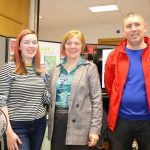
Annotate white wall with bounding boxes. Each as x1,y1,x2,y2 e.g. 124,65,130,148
39,22,150,44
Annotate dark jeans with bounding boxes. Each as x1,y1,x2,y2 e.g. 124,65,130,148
51,112,97,150
108,117,150,150
4,116,46,150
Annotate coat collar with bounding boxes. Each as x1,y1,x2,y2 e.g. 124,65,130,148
52,60,89,112
56,56,90,67
115,36,150,52
68,65,86,112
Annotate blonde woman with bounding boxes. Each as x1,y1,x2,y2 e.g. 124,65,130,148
48,30,103,150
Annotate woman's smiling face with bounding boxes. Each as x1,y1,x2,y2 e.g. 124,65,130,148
19,34,38,63
64,35,82,59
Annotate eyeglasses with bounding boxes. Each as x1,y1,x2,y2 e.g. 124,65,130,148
65,42,81,47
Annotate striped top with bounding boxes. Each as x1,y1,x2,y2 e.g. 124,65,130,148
0,62,50,121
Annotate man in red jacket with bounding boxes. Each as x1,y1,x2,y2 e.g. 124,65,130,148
104,12,150,150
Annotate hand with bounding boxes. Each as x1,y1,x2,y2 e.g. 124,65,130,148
88,134,99,147
6,131,22,150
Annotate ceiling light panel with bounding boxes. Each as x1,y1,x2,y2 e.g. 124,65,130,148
89,5,119,12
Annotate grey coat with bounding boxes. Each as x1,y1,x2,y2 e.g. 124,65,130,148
48,62,103,145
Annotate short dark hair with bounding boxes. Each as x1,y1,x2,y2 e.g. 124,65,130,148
123,12,145,25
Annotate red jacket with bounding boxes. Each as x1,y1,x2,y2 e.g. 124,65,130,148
104,36,150,131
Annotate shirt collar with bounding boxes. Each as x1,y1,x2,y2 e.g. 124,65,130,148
56,56,90,67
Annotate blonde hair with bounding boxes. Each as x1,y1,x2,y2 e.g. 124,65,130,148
61,30,85,52
123,12,146,26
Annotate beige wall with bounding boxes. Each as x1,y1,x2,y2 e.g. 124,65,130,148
39,21,150,44
0,0,30,37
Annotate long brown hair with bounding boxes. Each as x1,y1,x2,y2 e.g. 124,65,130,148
14,29,42,75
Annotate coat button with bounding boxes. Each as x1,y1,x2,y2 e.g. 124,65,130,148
76,104,79,107
72,119,75,122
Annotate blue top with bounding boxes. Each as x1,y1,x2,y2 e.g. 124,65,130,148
56,56,89,108
118,46,150,120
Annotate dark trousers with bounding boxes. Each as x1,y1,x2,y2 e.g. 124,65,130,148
4,116,46,150
51,112,97,150
108,117,150,150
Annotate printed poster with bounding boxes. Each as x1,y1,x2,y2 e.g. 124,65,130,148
8,39,61,75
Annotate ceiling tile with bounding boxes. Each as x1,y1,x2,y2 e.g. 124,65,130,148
40,0,150,30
